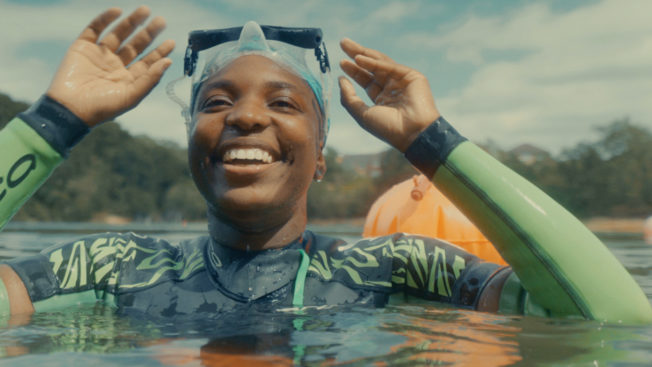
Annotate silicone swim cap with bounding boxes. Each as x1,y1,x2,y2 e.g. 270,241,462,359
168,21,331,146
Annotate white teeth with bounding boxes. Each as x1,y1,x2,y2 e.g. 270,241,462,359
223,148,274,164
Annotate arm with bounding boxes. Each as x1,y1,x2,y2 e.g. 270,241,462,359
338,39,652,323
0,6,173,315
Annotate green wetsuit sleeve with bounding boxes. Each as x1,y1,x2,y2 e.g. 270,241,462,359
0,118,63,230
405,117,652,323
1,95,90,231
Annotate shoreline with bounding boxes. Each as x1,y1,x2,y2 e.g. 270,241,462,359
3,217,648,236
583,217,647,235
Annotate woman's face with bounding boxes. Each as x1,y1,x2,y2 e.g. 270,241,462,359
188,55,325,225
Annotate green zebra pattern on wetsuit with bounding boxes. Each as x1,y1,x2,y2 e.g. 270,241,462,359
46,235,205,292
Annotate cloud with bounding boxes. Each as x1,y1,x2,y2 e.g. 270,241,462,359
6,0,648,155
405,0,652,152
367,1,420,23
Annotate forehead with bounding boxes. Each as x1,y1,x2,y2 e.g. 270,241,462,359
199,55,315,95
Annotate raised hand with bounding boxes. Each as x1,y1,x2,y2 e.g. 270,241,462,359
46,6,175,127
339,38,440,152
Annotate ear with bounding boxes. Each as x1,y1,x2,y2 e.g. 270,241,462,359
314,150,327,181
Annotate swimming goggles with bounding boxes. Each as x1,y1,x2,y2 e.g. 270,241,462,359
184,25,330,77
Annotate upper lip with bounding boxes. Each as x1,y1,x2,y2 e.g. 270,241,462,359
214,139,281,164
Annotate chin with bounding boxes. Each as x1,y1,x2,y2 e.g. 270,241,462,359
210,187,305,222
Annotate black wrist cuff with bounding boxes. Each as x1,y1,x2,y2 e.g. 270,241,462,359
404,116,467,178
18,95,90,158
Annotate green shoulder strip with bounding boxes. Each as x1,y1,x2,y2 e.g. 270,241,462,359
0,118,63,230
432,141,652,323
32,290,98,313
0,278,10,316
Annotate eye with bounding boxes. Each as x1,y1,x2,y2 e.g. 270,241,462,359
269,98,300,112
200,95,232,112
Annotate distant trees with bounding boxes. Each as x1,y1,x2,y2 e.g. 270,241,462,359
307,147,378,218
496,119,652,218
542,120,651,217
2,91,651,221
0,94,29,129
1,92,205,222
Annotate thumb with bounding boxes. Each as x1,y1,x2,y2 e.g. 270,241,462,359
338,76,369,126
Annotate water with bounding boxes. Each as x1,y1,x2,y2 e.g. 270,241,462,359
1,225,652,366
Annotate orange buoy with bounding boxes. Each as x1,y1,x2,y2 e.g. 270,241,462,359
645,216,652,245
363,174,507,265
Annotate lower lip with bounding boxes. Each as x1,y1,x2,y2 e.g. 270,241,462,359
220,161,281,176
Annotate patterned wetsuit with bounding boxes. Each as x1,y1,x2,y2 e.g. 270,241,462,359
6,230,507,317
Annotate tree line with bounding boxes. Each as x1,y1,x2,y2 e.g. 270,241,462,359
1,92,650,222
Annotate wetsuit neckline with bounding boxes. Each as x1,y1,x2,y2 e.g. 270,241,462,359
205,233,309,302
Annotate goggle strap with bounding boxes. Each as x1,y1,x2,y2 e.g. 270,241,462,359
184,25,329,76
184,47,196,76
189,26,323,52
315,42,330,73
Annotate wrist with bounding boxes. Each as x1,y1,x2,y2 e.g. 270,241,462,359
18,95,90,158
403,116,467,178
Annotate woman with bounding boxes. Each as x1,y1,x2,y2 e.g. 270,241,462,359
0,6,650,323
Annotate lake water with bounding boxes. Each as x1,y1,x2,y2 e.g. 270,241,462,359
1,223,651,366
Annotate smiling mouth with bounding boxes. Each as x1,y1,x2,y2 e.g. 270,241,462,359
222,147,275,165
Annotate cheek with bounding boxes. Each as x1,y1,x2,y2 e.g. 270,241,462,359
190,116,223,149
188,117,224,177
282,119,321,182
281,116,321,150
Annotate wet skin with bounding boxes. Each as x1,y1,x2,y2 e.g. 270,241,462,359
188,55,326,251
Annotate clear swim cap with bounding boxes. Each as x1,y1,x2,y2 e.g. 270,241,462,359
167,21,331,146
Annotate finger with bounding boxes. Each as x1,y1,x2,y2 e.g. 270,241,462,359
340,38,393,62
137,39,175,67
78,8,123,43
340,59,373,89
117,16,167,65
339,76,370,124
340,59,383,101
99,5,151,52
132,58,173,98
128,40,174,79
354,55,413,84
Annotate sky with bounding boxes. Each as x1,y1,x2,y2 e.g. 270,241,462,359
1,0,651,155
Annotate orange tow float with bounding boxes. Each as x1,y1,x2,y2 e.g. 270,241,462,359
363,174,507,265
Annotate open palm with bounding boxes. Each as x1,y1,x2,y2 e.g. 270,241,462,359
46,6,174,127
339,38,440,152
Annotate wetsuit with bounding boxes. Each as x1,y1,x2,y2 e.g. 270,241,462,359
4,229,505,317
1,96,651,323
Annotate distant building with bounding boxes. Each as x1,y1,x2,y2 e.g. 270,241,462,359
509,144,550,165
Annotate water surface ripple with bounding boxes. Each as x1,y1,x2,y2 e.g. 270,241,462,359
1,227,652,366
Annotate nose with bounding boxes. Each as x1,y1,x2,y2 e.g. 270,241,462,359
224,99,271,132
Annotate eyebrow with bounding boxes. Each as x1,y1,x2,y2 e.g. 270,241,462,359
200,79,301,93
199,79,235,93
263,81,300,92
